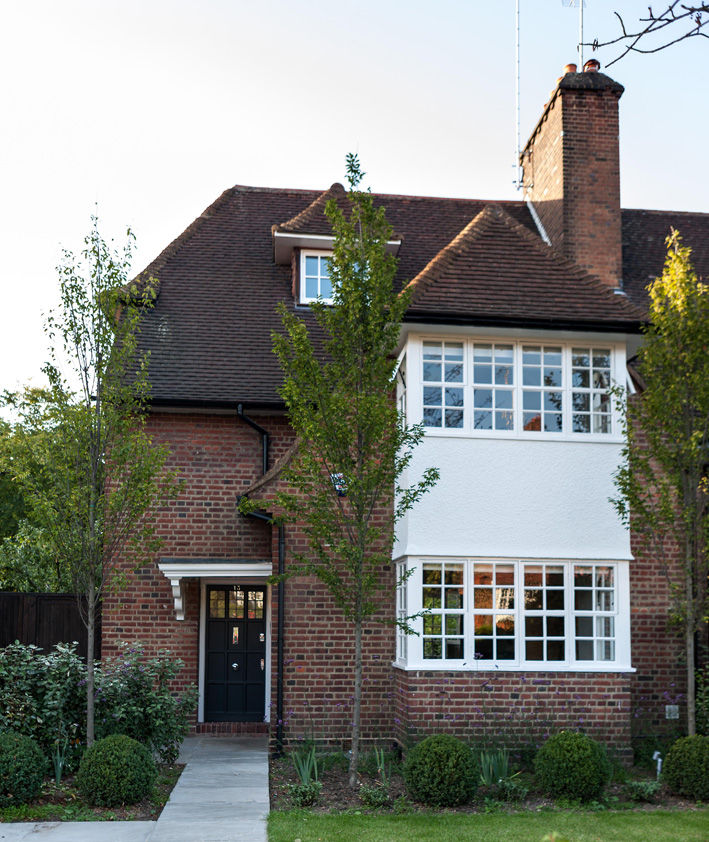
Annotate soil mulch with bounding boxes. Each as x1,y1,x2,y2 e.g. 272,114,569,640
269,754,698,814
0,764,184,822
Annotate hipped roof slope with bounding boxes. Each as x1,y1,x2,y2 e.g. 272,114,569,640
134,184,709,408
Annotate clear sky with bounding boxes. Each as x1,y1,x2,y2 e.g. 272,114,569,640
1,0,706,397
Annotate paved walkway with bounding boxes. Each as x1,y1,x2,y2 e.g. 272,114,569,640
0,735,269,842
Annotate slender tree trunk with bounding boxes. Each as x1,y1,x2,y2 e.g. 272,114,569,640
86,577,95,746
349,614,363,789
686,561,696,736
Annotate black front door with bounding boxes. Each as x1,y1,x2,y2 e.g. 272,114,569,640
205,585,266,721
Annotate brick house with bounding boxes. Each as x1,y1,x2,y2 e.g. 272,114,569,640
102,64,709,756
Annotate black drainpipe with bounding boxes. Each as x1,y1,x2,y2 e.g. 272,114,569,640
235,404,285,755
237,403,269,475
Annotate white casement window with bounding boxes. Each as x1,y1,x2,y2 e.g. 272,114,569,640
419,339,619,438
300,251,332,303
396,354,407,424
422,341,465,429
472,344,514,431
396,561,408,662
401,558,630,671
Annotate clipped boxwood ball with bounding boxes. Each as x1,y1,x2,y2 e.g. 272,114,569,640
403,734,477,807
0,731,46,807
663,735,709,801
534,731,610,802
76,734,157,806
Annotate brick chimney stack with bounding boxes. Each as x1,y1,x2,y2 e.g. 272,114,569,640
520,62,625,288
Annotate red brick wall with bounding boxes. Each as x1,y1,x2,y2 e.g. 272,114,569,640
394,670,633,759
523,81,623,288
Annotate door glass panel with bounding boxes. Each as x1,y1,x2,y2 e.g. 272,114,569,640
209,590,225,618
248,591,264,619
229,588,245,619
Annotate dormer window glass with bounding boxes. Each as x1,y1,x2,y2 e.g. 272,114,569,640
422,342,464,429
301,251,332,303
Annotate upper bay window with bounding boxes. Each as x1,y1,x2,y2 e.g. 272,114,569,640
300,251,332,304
420,339,617,437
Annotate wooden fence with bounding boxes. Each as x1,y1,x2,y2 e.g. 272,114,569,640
0,592,100,660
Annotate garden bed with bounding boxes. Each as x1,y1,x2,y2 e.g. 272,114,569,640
0,763,183,822
269,751,697,815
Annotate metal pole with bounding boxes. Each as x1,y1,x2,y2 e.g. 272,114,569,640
515,0,521,189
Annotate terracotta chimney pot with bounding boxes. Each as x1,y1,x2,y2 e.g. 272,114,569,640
563,63,577,74
583,59,601,72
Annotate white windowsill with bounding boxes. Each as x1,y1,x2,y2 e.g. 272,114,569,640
392,661,636,673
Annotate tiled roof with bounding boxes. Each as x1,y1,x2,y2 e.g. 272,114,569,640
134,184,709,407
622,208,709,309
274,182,350,235
405,204,644,329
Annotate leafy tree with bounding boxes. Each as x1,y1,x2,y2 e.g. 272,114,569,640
243,155,437,787
4,220,179,744
590,3,708,66
613,231,709,734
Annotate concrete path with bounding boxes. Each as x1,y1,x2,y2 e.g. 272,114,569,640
0,734,269,842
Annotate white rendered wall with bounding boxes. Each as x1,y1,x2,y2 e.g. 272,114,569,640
394,436,631,560
394,329,633,562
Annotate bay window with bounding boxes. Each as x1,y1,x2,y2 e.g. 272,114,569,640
398,558,629,670
419,339,619,437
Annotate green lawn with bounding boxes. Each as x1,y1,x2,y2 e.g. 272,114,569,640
268,808,709,842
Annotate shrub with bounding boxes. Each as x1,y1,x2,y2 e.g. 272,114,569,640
286,781,321,807
0,731,46,807
403,734,477,807
624,779,660,803
359,782,390,809
662,735,709,801
76,734,157,806
696,666,709,736
534,731,610,802
94,644,198,763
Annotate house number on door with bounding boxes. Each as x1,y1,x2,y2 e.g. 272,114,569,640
259,633,265,643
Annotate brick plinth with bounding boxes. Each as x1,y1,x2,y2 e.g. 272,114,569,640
393,669,633,760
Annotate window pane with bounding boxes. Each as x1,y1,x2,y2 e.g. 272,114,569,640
445,564,464,585
474,588,492,608
423,343,442,360
423,408,442,427
526,640,543,660
546,616,565,637
423,639,442,659
445,409,464,428
424,386,442,405
320,277,332,299
475,639,493,659
445,387,464,407
474,410,492,430
305,256,318,275
525,616,543,636
445,615,463,635
576,617,593,636
575,590,593,610
576,640,594,660
423,565,442,585
422,588,440,609
547,590,565,610
445,589,463,609
497,639,515,659
474,389,492,408
496,615,514,635
423,615,441,635
474,565,493,585
305,276,318,298
547,640,565,660
475,615,493,636
423,362,441,381
446,640,464,659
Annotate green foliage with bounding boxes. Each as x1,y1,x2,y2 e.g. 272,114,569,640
286,780,322,807
359,782,390,808
624,779,661,803
0,641,196,765
290,744,319,785
612,232,709,733
244,155,437,786
479,748,511,786
534,731,610,802
0,731,46,807
662,734,709,800
403,734,477,807
94,644,197,764
0,641,84,767
76,733,156,806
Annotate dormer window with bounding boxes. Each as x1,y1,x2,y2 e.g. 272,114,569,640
300,250,333,304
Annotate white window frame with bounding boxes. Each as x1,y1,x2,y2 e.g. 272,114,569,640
410,335,625,441
299,250,333,304
394,556,632,672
